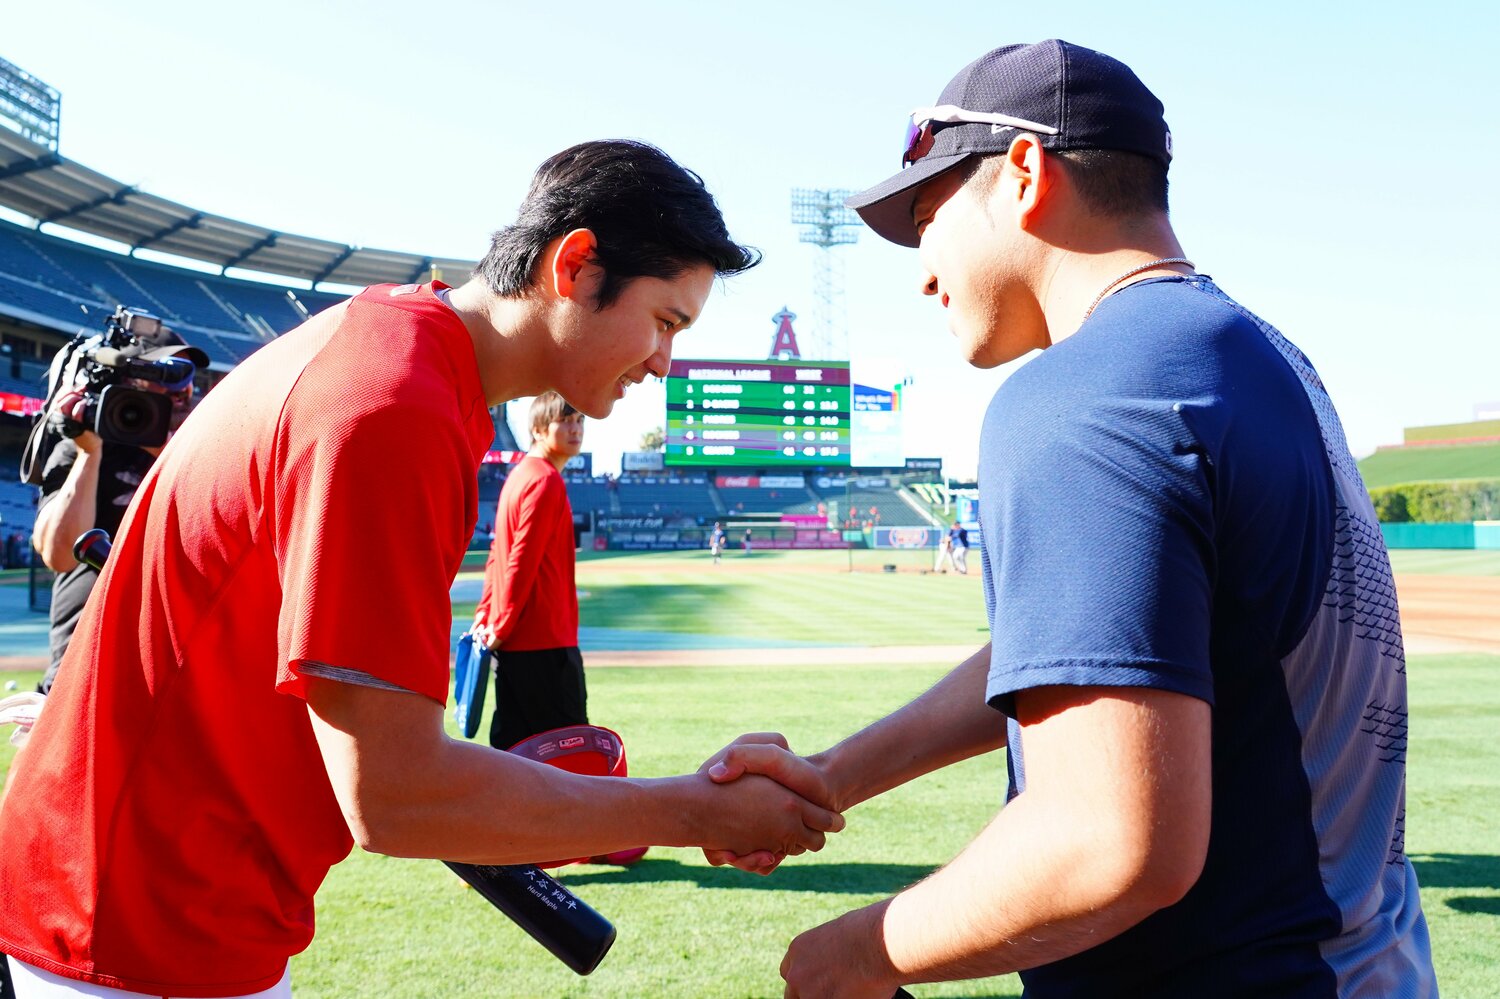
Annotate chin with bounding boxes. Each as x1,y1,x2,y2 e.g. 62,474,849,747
579,398,614,419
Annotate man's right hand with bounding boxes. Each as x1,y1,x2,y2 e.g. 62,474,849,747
698,733,840,874
49,389,101,454
691,765,843,870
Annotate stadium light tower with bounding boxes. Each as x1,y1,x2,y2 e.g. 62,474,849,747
790,188,861,360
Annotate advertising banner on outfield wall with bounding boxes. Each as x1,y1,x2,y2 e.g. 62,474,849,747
873,526,937,549
622,451,665,471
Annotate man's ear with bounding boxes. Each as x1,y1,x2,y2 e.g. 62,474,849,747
550,228,599,301
1004,134,1053,229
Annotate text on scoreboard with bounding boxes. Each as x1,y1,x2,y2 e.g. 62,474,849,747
665,359,851,468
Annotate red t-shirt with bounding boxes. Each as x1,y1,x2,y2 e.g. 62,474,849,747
0,283,494,997
476,456,579,651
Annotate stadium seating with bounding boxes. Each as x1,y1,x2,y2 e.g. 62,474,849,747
0,219,345,358
565,475,618,517
715,479,813,515
615,473,718,519
805,476,938,528
0,466,36,538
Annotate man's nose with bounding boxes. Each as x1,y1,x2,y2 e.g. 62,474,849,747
645,335,673,378
919,271,939,297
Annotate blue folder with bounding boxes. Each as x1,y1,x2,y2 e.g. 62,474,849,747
453,630,491,739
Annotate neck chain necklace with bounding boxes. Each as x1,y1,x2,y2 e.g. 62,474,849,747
1082,257,1195,320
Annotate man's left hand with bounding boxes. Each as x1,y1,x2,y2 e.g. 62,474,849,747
781,902,901,999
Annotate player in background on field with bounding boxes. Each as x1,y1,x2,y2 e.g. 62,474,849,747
0,140,843,999
474,392,590,749
931,532,953,574
705,41,1436,998
708,521,726,564
946,520,968,575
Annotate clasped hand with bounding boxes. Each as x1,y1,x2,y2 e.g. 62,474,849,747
697,732,841,875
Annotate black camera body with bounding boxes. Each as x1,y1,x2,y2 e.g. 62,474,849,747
19,307,201,484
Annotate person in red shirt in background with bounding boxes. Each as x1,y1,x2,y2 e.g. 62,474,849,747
475,391,589,749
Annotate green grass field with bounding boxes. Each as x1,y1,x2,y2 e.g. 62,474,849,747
455,548,992,647
1358,441,1500,488
1,550,1496,996
1387,548,1500,576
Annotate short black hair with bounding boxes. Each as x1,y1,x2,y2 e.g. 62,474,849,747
479,140,760,310
1052,148,1169,218
959,146,1169,219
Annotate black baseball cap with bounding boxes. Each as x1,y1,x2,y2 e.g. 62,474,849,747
847,40,1172,247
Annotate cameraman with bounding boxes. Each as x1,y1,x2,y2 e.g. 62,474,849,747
29,331,206,694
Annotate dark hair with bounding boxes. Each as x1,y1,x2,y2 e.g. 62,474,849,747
960,146,1169,219
1051,148,1169,218
479,140,760,310
529,391,579,438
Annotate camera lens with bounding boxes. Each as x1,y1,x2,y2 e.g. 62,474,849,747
96,386,172,447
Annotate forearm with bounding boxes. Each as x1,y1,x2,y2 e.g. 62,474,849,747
355,736,711,863
810,688,1212,990
816,643,1004,810
33,454,102,571
307,682,837,865
878,792,1170,981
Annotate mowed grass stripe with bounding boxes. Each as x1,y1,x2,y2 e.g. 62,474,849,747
1389,548,1500,577
572,551,988,646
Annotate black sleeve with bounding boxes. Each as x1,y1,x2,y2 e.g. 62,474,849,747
34,438,80,517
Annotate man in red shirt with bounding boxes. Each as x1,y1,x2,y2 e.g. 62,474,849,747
0,141,842,998
476,391,589,748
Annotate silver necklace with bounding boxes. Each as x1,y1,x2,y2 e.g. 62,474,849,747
1082,257,1195,320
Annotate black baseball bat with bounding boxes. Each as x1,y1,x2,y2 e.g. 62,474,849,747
72,530,616,976
444,861,616,975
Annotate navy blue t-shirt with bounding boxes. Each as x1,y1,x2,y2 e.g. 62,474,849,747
980,276,1434,997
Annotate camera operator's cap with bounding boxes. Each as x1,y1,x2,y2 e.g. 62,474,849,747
846,39,1173,247
134,323,209,370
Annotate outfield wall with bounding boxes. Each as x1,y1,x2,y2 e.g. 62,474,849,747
1381,521,1500,549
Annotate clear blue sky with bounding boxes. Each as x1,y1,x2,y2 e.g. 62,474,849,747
7,0,1498,476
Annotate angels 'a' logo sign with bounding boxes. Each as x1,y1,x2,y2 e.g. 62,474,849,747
768,307,801,359
889,528,932,549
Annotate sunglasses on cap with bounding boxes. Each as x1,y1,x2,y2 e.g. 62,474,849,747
902,104,1060,168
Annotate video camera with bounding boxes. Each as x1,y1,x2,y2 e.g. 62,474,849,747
19,307,205,484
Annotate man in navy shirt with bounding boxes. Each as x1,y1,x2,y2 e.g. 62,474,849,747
704,40,1435,997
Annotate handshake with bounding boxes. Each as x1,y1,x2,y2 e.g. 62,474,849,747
691,732,847,875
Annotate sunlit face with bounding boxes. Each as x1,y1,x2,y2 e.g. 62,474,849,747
534,411,585,462
552,264,715,418
912,162,1046,368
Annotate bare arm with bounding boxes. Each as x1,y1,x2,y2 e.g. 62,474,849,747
814,642,1004,810
32,430,102,572
780,685,1212,996
705,643,1003,814
303,677,844,865
700,644,1003,873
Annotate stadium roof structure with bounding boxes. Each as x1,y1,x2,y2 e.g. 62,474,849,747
0,128,476,288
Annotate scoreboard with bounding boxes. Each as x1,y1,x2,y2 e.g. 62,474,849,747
665,359,851,468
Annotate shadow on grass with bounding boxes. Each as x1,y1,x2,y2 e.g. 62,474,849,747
562,857,936,895
1411,853,1500,917
1410,853,1500,890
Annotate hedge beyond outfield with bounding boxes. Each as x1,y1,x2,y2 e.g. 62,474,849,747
1368,478,1500,523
